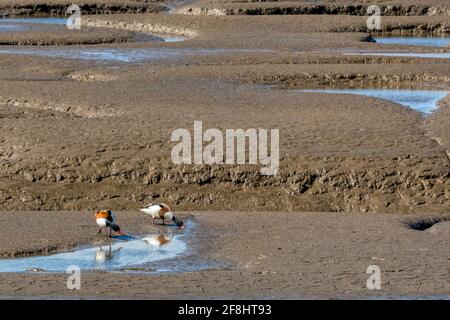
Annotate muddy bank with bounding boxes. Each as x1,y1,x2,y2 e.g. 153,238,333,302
0,52,448,213
84,18,197,38
0,211,450,299
0,13,448,214
178,1,450,16
0,1,167,17
0,157,448,213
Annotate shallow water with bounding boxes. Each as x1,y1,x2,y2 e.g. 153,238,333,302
0,17,67,25
0,47,238,62
374,36,450,48
0,232,186,273
297,89,449,114
160,35,187,42
0,24,27,31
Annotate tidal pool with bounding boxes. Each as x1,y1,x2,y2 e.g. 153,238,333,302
0,17,67,25
0,24,27,31
0,47,244,62
0,232,187,273
373,36,450,48
0,17,64,32
297,89,449,114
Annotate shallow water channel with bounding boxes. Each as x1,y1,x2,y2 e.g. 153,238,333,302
296,89,449,114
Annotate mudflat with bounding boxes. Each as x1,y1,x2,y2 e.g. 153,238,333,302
0,211,450,299
0,0,448,299
0,12,448,213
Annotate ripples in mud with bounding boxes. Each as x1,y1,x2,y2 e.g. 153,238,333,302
0,17,67,26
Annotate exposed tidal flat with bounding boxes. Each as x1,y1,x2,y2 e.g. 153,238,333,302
0,0,449,299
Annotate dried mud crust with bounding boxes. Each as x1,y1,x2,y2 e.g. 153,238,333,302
1,211,450,299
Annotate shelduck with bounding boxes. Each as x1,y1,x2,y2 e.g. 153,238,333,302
139,203,185,228
95,210,123,237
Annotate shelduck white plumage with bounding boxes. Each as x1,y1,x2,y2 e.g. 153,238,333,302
139,203,184,228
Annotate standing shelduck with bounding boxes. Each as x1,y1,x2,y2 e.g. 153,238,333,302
139,203,184,228
95,210,123,237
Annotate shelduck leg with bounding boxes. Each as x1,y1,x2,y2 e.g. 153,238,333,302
97,227,102,234
109,227,112,238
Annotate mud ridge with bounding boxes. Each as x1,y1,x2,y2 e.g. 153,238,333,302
178,5,450,16
0,96,122,118
0,2,167,17
85,18,197,38
1,158,448,213
243,72,450,87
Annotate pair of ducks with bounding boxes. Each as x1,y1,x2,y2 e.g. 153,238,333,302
94,203,185,237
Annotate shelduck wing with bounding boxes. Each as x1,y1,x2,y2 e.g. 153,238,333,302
107,210,115,223
156,204,171,219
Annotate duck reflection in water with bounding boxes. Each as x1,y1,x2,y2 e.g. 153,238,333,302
95,245,123,262
142,231,173,247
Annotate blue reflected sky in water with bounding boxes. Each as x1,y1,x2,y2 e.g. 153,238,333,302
374,36,450,48
0,47,248,62
0,17,67,25
0,234,186,273
297,89,449,114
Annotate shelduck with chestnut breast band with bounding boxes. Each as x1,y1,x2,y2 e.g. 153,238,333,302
139,203,185,228
95,210,124,237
